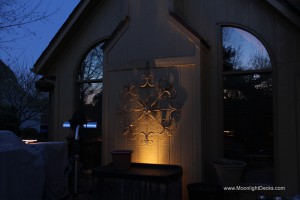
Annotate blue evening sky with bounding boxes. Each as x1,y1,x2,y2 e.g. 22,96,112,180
1,0,80,67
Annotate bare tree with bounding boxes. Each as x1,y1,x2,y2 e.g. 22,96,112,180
248,48,271,70
0,0,54,55
0,61,48,132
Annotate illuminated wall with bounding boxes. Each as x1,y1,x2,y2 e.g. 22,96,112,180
118,68,181,164
101,1,203,199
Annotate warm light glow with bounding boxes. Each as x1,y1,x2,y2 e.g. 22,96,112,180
118,68,181,165
132,134,170,164
224,130,234,137
23,139,37,144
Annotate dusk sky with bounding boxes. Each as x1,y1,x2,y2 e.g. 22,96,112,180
1,0,80,68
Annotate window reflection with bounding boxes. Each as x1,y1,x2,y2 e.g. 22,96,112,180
224,74,273,155
79,44,103,80
223,27,271,72
79,82,103,106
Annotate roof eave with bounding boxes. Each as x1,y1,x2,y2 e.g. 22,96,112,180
266,0,300,28
33,0,102,74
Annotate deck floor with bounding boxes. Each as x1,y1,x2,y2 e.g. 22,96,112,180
62,172,95,200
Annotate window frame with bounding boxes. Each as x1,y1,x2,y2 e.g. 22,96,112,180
220,25,274,185
75,40,106,124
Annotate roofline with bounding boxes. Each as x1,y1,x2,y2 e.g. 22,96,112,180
33,0,299,74
169,12,210,50
266,0,300,28
102,16,130,50
33,0,104,74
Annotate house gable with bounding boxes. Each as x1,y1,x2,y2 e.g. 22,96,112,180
103,0,208,70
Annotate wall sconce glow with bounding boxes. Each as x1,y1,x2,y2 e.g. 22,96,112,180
133,134,170,164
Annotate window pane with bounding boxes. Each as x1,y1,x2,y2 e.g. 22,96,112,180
223,73,273,184
79,43,104,80
223,27,271,72
78,82,102,133
79,82,102,111
76,42,104,169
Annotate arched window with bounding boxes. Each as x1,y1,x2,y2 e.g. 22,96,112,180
77,42,104,126
75,42,104,169
222,27,273,184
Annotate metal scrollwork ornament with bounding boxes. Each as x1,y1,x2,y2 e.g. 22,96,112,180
120,68,181,144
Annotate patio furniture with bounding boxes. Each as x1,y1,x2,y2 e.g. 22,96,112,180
29,141,68,199
0,130,68,200
0,131,44,200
